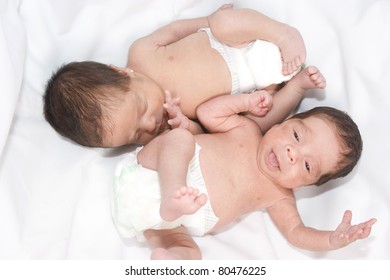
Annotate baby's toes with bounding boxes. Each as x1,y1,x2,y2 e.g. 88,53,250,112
305,66,318,75
282,62,291,75
318,80,326,88
294,56,302,69
177,186,188,196
195,193,208,206
185,187,194,195
286,62,294,75
191,188,200,197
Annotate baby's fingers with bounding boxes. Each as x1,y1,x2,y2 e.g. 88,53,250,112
345,225,364,242
257,93,273,111
163,103,177,117
341,210,353,225
262,94,273,108
346,219,376,241
168,118,181,128
172,97,181,106
358,218,377,239
164,90,173,102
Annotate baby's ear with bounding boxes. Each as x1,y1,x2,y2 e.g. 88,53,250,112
108,64,135,77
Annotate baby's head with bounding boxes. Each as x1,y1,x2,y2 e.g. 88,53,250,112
43,61,166,147
43,61,130,147
290,106,362,186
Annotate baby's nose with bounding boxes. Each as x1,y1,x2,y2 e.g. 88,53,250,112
286,145,297,164
141,117,156,133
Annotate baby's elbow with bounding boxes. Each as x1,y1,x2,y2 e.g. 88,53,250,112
195,104,205,120
284,224,305,249
195,103,210,125
165,127,195,145
284,228,295,244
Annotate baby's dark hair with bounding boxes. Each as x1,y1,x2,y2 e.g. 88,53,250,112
43,61,130,147
290,106,363,186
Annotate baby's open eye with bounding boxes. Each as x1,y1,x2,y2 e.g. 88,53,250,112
294,130,300,142
305,161,311,172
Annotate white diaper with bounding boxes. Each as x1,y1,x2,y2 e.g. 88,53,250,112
200,28,300,94
111,144,219,241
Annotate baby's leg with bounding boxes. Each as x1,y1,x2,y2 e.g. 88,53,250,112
160,186,208,222
144,227,202,260
245,66,325,132
209,8,306,75
276,25,307,76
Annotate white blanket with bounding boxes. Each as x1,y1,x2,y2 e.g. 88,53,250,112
0,0,389,259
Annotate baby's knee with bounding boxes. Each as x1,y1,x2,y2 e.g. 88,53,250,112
166,128,195,145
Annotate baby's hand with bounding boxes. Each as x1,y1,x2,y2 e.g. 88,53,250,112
329,210,377,249
247,90,273,117
164,90,191,130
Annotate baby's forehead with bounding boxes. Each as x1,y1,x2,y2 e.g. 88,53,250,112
290,115,332,130
291,115,342,151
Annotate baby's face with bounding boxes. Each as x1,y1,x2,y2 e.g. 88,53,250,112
102,72,167,147
258,116,340,188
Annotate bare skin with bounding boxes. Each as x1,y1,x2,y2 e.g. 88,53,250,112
206,6,306,75
160,186,208,222
101,6,309,146
128,6,306,119
136,66,376,260
159,91,272,222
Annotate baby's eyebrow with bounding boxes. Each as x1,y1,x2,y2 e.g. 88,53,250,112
295,119,310,138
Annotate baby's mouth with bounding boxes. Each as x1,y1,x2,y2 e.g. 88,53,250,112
267,151,280,170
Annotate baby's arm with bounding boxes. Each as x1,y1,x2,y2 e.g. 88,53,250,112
208,8,306,75
267,199,376,251
197,91,273,133
131,4,232,49
164,90,203,134
247,66,326,133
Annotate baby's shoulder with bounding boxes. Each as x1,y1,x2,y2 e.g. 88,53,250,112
127,39,158,74
229,117,263,137
269,191,296,208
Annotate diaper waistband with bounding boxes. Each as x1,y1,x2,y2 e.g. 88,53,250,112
187,144,219,234
199,28,240,94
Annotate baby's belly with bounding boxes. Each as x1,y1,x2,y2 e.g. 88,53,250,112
157,34,232,117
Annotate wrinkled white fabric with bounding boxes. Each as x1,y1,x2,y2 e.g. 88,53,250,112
0,0,388,260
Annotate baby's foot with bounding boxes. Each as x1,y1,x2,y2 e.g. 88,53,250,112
276,26,307,76
294,66,327,91
160,186,208,222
